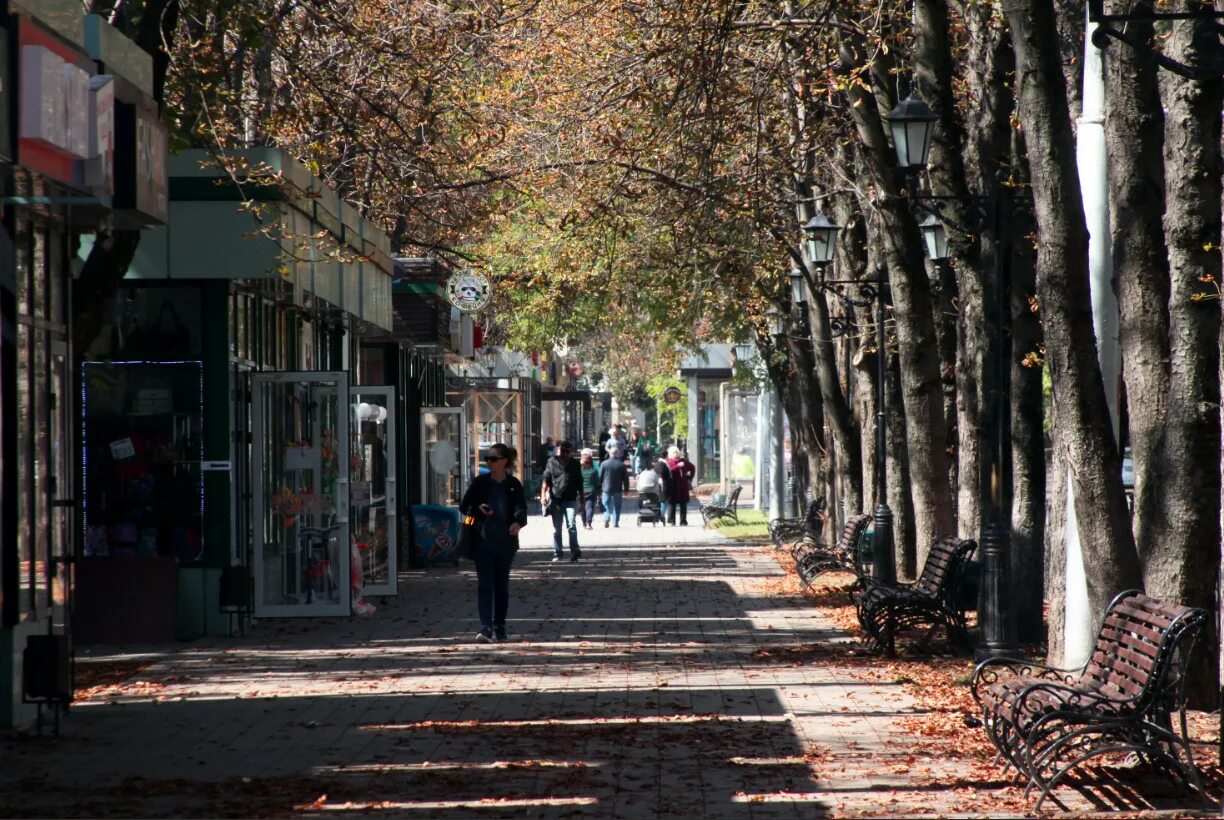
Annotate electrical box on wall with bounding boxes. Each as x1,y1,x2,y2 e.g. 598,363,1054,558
22,634,71,703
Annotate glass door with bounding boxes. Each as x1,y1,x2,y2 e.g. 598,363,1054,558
350,386,396,597
252,372,350,617
421,407,466,507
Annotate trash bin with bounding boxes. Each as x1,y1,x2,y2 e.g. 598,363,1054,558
955,558,981,612
410,504,460,566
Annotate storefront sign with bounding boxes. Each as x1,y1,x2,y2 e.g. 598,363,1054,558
114,99,168,224
17,19,98,185
0,30,13,162
663,386,682,404
87,75,114,195
446,269,491,313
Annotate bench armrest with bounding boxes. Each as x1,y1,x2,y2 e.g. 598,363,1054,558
1013,678,1138,723
970,657,1080,706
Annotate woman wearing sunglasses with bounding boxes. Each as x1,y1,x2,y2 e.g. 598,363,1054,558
459,443,528,642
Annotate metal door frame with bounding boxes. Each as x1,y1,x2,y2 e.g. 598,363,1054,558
420,406,466,507
252,371,350,617
351,385,396,597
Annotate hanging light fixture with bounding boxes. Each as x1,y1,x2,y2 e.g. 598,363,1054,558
803,212,841,266
919,213,949,261
789,269,807,305
885,93,939,170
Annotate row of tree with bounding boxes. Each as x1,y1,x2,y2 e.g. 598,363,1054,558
77,1,1224,693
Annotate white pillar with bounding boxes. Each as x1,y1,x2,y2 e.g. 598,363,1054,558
770,390,786,522
687,375,701,478
758,391,772,513
1065,9,1120,667
755,391,768,510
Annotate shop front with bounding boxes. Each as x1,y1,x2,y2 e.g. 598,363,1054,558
78,148,394,637
0,0,165,729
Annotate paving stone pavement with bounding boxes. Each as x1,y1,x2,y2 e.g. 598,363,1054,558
0,506,1098,818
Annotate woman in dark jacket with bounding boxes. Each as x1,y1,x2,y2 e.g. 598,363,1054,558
459,443,528,642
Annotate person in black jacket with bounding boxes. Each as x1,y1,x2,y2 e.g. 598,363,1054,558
539,440,585,562
459,443,528,643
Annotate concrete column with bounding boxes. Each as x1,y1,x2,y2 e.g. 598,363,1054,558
687,375,701,479
770,389,785,522
755,391,768,510
1065,8,1119,667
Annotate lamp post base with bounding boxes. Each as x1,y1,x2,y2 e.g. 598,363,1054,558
975,522,1019,661
871,502,895,584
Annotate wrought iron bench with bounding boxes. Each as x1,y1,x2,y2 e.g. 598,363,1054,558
769,496,826,550
701,484,743,526
793,513,871,588
851,534,976,655
969,590,1208,810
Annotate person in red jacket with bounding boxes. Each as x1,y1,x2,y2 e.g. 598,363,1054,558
665,446,696,526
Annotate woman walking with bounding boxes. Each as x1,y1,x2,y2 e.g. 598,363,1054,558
579,448,599,530
459,443,528,642
666,446,696,526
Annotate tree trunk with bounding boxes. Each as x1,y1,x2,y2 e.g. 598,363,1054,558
1104,1,1170,589
836,34,956,557
1150,9,1222,705
1010,162,1046,643
959,3,1017,545
1003,0,1143,619
1045,436,1067,664
888,351,918,580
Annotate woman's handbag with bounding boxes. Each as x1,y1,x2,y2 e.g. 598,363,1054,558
456,513,481,560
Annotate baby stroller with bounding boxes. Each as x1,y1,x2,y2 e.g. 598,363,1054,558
638,490,662,526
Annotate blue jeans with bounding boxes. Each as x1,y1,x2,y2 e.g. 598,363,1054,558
550,500,580,556
602,491,623,526
583,496,596,526
475,547,514,629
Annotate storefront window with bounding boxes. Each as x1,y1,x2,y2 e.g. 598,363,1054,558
81,362,205,563
16,322,30,618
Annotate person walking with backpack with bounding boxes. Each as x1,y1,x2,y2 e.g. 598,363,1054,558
579,448,600,530
540,440,584,562
459,443,528,642
598,445,630,527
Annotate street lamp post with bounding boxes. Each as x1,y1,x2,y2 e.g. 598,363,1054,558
801,214,895,583
887,92,1018,659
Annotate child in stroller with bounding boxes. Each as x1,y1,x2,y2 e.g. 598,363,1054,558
636,463,664,526
638,489,662,526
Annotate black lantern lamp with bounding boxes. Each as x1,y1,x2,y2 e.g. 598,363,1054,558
919,213,949,261
803,211,841,268
789,268,807,306
766,305,785,337
885,93,939,170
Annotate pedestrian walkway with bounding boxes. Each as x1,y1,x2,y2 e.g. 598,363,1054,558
0,530,1151,818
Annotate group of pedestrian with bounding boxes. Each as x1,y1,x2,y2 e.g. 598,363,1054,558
459,433,697,644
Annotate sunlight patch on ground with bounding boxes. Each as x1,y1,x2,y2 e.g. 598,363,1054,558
731,791,828,803
312,760,599,773
728,756,811,766
360,713,793,731
317,797,600,811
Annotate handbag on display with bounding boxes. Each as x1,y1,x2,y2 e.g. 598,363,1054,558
456,513,481,560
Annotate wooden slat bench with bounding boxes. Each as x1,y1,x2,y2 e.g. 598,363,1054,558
700,484,743,526
793,513,870,588
969,590,1208,810
851,534,976,655
769,497,826,551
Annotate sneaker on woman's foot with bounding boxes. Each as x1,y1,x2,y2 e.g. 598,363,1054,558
494,626,508,642
475,627,494,643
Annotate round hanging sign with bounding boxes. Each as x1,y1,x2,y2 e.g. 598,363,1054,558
446,269,492,313
663,386,682,404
